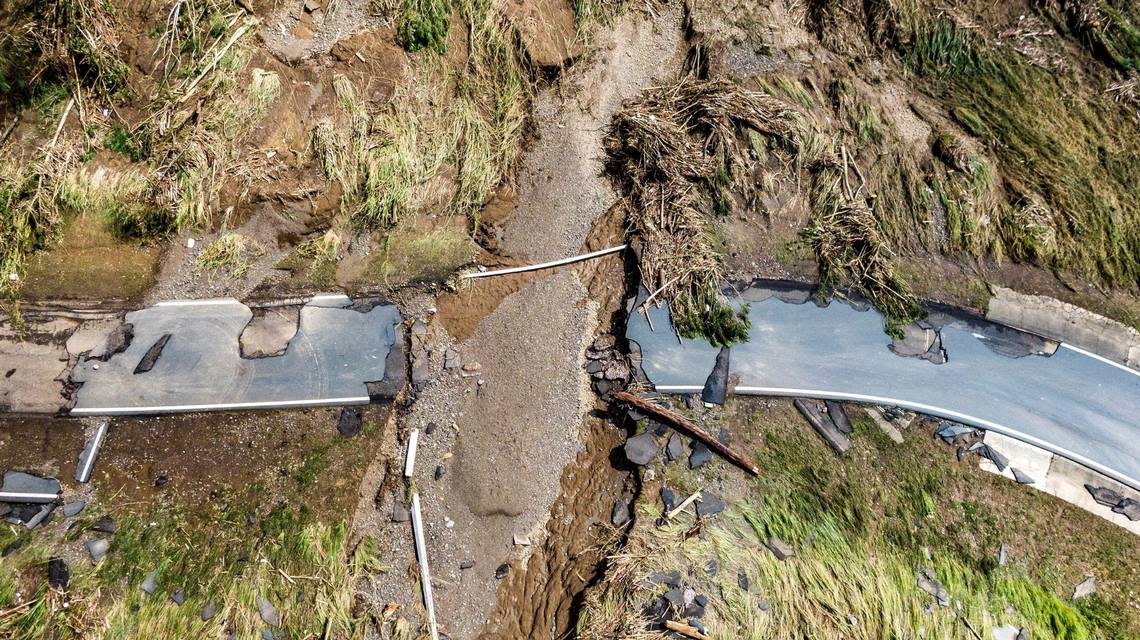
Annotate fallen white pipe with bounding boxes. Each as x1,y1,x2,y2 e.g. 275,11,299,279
404,429,419,478
75,421,109,483
410,493,440,640
0,492,60,504
461,245,627,280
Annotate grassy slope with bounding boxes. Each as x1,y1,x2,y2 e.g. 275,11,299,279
579,399,1140,639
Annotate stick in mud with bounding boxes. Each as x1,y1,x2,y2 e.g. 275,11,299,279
410,493,440,640
613,391,760,476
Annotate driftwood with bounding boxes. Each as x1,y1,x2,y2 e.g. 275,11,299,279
613,391,760,476
665,620,712,640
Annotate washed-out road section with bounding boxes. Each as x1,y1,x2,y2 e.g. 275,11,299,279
628,285,1140,491
71,294,402,416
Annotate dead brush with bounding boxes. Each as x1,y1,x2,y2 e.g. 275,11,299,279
804,159,922,337
607,77,792,347
194,232,261,278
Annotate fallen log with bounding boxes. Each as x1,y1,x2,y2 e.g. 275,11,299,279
794,398,851,455
665,620,712,640
613,391,760,476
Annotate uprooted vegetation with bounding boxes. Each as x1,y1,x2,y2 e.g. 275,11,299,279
607,78,791,346
794,0,1140,296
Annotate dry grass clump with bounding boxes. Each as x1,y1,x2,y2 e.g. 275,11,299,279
607,77,792,346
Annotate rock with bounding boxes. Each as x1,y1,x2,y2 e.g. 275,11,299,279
62,501,87,517
592,379,613,396
2,470,61,500
154,474,170,488
665,432,684,462
91,515,118,534
825,401,853,434
3,539,25,557
141,570,158,594
201,601,219,621
696,492,725,517
1072,576,1096,600
705,558,718,577
459,559,475,570
1085,484,1123,507
586,359,605,375
1113,498,1140,521
461,362,481,374
86,539,110,562
261,630,275,640
172,589,186,605
661,486,678,511
689,442,712,469
684,602,707,618
993,625,1023,640
624,432,659,466
258,596,280,627
337,408,363,437
640,570,682,589
133,333,172,374
47,557,70,588
683,587,696,606
411,352,430,391
611,500,630,527
684,394,701,410
512,534,531,546
738,571,750,592
663,587,685,608
757,600,771,612
444,349,461,370
935,422,975,443
701,346,730,405
494,563,510,579
391,500,410,523
766,537,796,561
592,335,616,351
956,446,967,462
604,358,630,381
916,568,950,606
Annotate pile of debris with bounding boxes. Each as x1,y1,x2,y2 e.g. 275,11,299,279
585,334,631,396
932,422,1036,484
1085,484,1140,521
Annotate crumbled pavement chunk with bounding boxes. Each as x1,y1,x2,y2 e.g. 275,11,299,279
1072,576,1096,599
665,432,684,461
201,601,219,621
133,333,172,374
660,486,677,511
47,558,70,589
1011,467,1035,485
663,587,684,608
1085,484,1123,507
141,570,158,594
1,470,61,500
258,596,280,627
337,407,363,437
916,568,950,606
766,537,796,561
62,501,86,517
1113,498,1140,521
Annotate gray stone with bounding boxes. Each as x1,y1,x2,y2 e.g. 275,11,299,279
258,596,280,627
604,358,630,381
1011,467,1035,485
494,563,510,579
261,630,275,640
337,407,363,437
141,570,158,594
459,559,475,570
92,516,118,534
611,500,630,527
993,625,1022,640
24,504,54,529
738,571,750,592
592,335,616,351
663,587,684,608
201,601,219,621
661,486,677,511
1,470,61,500
826,401,852,434
86,539,110,562
689,442,712,469
936,422,975,443
916,568,950,606
1072,576,1096,599
62,501,87,517
172,589,185,605
696,492,725,517
444,348,461,370
1085,484,1123,507
1112,498,1140,521
640,570,681,589
624,432,659,466
982,444,1009,472
586,359,604,375
391,500,410,522
766,537,796,561
705,558,718,576
665,433,684,461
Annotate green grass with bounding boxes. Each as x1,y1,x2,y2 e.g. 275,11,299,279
578,402,1138,639
398,0,451,53
369,223,477,286
194,232,259,278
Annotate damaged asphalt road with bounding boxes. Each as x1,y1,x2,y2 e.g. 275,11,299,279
69,295,403,415
628,284,1140,491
